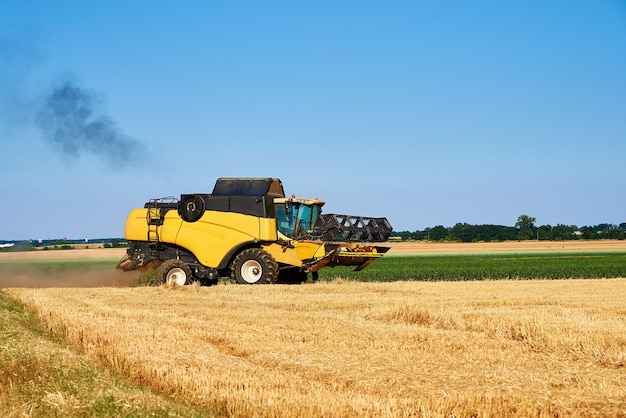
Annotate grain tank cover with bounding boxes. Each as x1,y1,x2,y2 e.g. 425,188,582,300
212,178,285,198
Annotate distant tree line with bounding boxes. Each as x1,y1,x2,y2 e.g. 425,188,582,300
391,215,626,242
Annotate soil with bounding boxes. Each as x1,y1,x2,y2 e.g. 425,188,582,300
385,240,626,255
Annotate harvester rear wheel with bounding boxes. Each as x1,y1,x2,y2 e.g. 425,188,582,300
231,249,278,285
156,259,192,286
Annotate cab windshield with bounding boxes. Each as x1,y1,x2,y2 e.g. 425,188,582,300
275,202,321,239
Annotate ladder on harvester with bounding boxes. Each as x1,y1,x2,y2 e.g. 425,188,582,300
145,197,178,248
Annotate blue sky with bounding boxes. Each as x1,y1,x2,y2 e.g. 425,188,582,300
1,1,625,240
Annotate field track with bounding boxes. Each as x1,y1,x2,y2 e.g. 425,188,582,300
1,239,626,261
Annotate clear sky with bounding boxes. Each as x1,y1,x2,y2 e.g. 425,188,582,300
1,1,625,240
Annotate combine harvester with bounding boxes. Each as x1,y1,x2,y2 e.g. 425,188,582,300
117,178,392,285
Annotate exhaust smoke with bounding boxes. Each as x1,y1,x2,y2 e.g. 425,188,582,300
0,34,144,168
35,78,142,167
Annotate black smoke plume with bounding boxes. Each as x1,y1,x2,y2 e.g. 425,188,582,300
35,78,141,167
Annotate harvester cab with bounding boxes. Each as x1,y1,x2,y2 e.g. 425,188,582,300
275,196,323,239
117,178,392,285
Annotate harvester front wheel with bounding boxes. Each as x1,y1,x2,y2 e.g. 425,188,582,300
231,249,278,285
156,259,192,286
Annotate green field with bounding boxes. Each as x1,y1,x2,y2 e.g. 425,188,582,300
317,251,626,282
2,251,626,286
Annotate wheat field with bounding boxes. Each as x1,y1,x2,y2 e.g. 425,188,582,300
7,278,626,417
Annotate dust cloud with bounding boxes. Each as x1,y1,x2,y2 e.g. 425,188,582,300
0,267,144,288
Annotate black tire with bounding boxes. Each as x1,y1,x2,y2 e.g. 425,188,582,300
156,259,192,286
231,248,278,285
178,194,206,222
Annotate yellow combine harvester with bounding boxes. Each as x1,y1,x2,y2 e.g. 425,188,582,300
117,178,392,285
